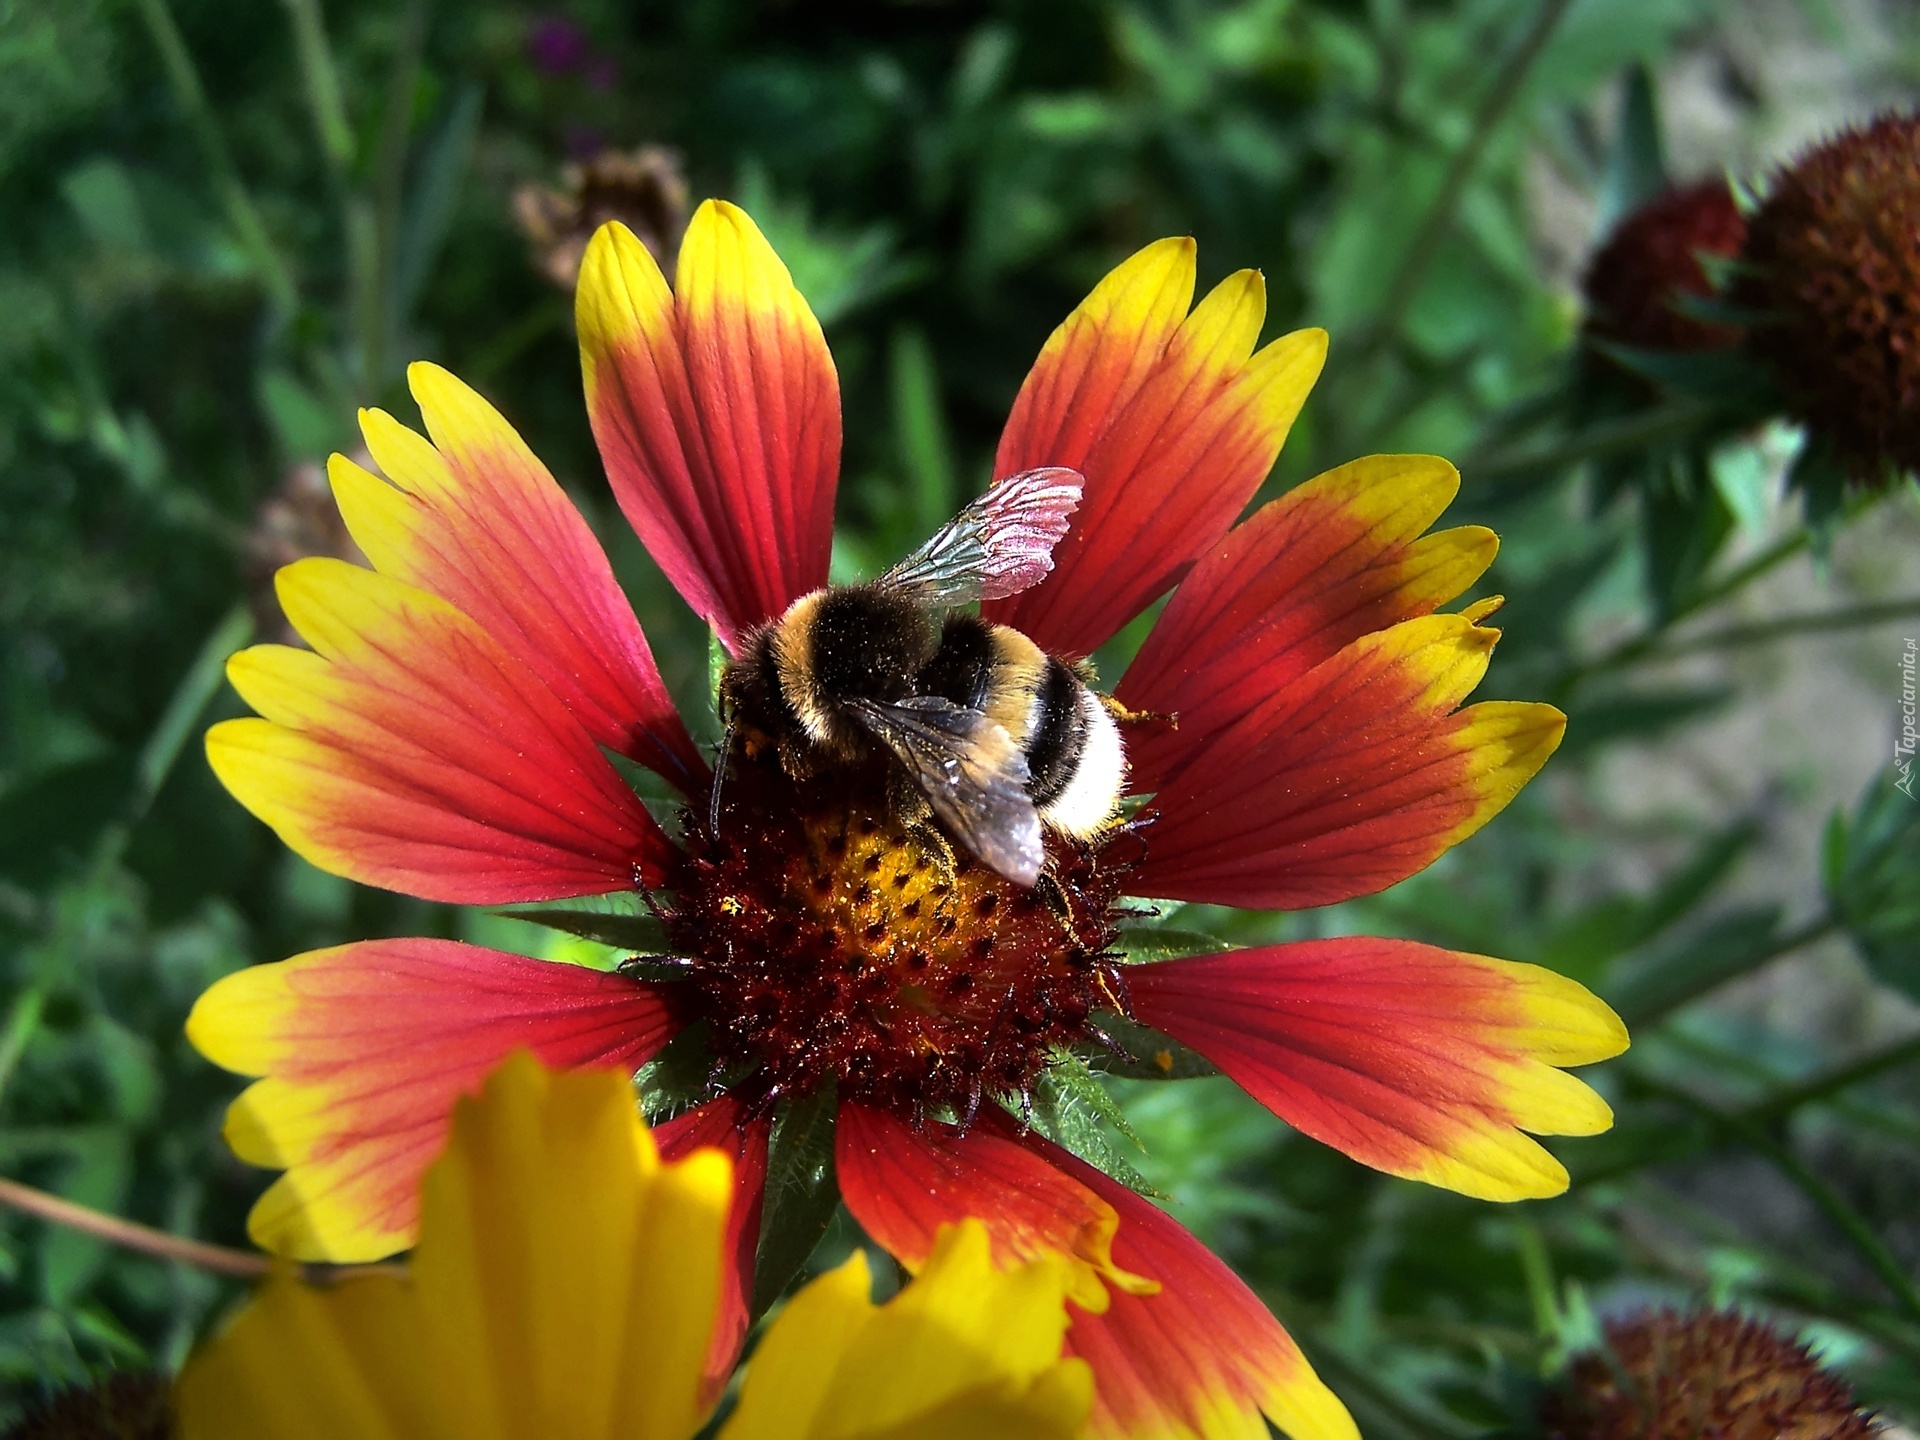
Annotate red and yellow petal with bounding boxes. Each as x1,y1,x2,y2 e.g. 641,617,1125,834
656,1098,770,1403
836,1102,1154,1314
1131,612,1565,909
330,363,704,790
1127,939,1629,1200
1019,1126,1356,1440
577,203,840,648
986,238,1327,659
1118,455,1497,793
209,558,678,904
838,1105,1354,1440
186,939,677,1261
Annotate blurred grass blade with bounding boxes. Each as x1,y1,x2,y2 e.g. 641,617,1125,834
390,82,484,336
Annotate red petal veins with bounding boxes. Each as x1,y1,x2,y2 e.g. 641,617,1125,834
1118,455,1497,792
656,1098,770,1403
209,560,680,904
835,1101,1148,1314
835,1103,1354,1440
332,364,704,791
577,205,840,649
986,239,1327,658
1127,940,1628,1200
999,1118,1356,1440
1131,613,1564,909
186,939,677,1262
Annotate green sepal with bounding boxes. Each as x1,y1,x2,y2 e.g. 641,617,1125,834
1018,1059,1158,1198
1586,339,1779,413
1110,925,1231,965
1082,1013,1218,1081
751,1086,843,1317
709,628,730,719
1595,63,1667,234
636,1022,721,1126
494,906,672,955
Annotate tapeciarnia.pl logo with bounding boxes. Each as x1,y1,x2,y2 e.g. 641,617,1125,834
1898,637,1917,799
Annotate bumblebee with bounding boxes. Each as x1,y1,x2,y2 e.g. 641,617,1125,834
719,467,1128,886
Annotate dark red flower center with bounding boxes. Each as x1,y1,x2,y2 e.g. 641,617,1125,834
663,743,1127,1120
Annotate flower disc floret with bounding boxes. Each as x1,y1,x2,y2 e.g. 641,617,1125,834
669,745,1125,1119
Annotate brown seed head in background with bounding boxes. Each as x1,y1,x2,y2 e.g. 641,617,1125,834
1737,111,1920,486
1582,179,1748,355
245,456,369,647
3,1370,172,1440
1539,1308,1878,1440
512,145,690,290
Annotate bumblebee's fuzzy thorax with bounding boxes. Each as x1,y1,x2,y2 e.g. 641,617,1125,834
665,743,1127,1119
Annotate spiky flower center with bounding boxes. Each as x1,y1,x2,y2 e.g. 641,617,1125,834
664,745,1125,1119
1540,1309,1877,1440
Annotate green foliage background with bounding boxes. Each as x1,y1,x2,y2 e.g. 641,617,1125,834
2,0,1919,1431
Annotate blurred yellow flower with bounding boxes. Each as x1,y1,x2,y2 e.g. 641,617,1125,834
175,1053,1091,1440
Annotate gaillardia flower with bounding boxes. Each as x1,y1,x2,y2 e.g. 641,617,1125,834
177,1054,1092,1440
193,201,1627,1440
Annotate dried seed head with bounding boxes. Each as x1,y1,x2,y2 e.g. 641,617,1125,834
513,146,690,290
246,456,369,646
1540,1309,1877,1440
1737,111,1920,486
1584,180,1749,355
8,1371,173,1440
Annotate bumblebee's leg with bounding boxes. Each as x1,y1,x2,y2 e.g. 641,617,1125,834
1097,692,1175,728
707,718,737,836
1033,868,1091,948
886,771,959,876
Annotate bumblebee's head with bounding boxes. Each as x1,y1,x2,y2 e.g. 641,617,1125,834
772,584,941,747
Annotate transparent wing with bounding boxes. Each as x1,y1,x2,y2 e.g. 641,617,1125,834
878,467,1083,608
848,696,1044,886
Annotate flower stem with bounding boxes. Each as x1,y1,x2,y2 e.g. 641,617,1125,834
1647,596,1920,658
1463,399,1714,483
1349,0,1576,366
1658,1084,1920,1322
0,1175,405,1284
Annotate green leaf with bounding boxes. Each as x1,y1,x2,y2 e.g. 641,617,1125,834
1558,684,1735,758
495,907,672,954
1787,432,1855,542
1082,1014,1217,1081
889,326,955,537
390,82,483,332
1825,771,1920,999
1595,64,1667,234
42,1131,129,1306
1111,926,1231,965
752,1087,841,1316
